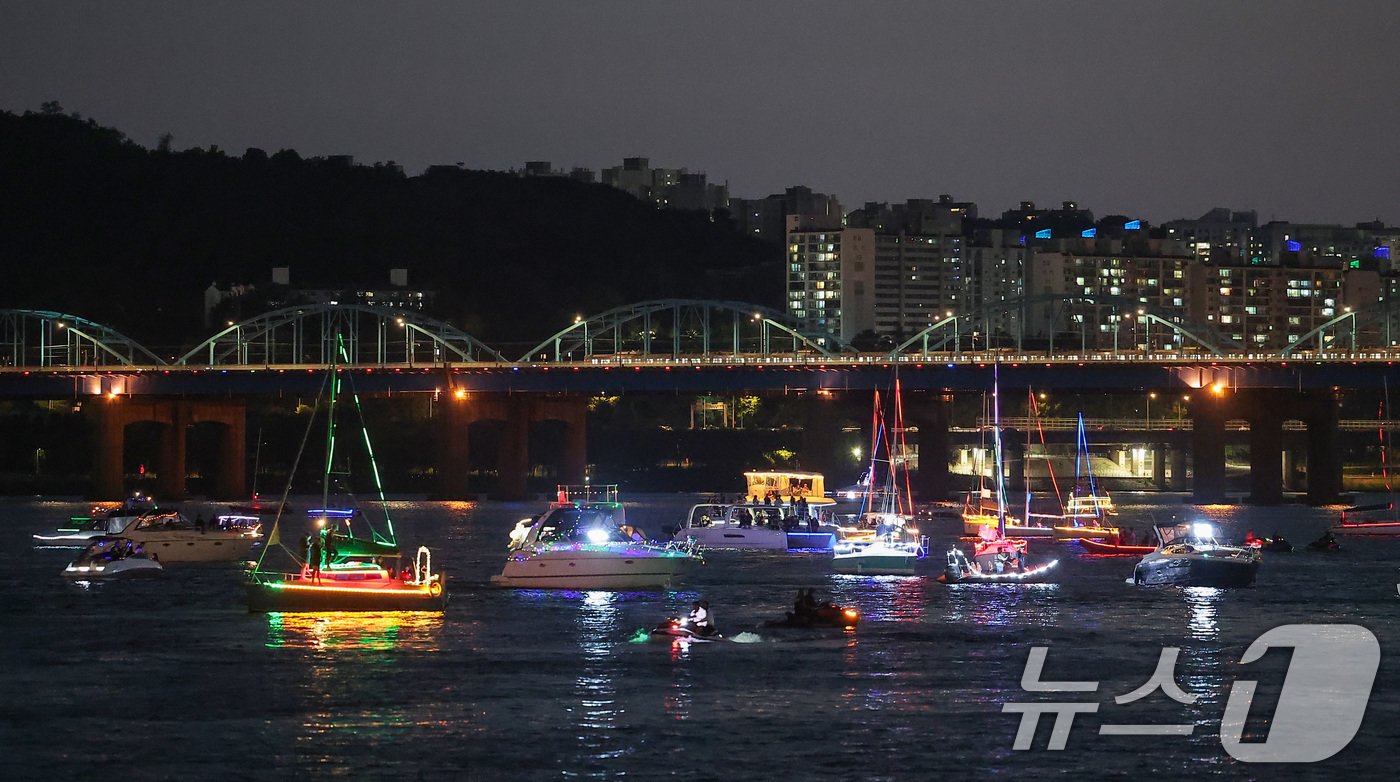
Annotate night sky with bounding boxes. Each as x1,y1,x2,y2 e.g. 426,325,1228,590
3,1,1397,224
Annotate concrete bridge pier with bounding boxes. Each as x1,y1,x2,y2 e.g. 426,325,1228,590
1303,392,1343,505
1170,447,1188,491
1152,443,1167,490
91,396,246,501
433,393,588,501
909,394,952,501
1190,395,1227,503
1247,404,1285,505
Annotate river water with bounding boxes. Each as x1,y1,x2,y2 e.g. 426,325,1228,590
2,493,1398,780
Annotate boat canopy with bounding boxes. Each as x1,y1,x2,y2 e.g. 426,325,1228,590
743,471,836,505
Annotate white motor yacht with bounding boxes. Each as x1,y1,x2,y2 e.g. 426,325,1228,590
124,512,264,563
32,495,158,548
493,490,698,589
62,537,164,580
671,503,786,550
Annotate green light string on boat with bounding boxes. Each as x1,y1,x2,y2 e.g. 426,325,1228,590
337,336,395,546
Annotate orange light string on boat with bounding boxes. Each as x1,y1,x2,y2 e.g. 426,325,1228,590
1029,390,1064,508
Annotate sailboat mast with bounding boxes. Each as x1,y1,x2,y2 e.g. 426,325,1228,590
992,365,1006,537
322,334,342,522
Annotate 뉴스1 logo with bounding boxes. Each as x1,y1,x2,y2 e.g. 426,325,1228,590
1003,623,1379,762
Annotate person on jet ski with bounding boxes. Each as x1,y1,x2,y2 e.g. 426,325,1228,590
687,600,715,635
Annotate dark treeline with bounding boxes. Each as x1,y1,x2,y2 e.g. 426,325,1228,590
0,106,781,355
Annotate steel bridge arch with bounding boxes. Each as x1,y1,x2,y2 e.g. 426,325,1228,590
888,294,1240,358
1,309,165,367
518,299,855,362
1282,299,1400,356
176,304,506,366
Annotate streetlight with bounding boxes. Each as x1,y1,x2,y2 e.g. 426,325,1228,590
1146,391,1156,430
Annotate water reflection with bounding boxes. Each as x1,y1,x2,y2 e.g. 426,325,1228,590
942,584,1060,627
264,611,444,652
567,591,629,777
830,574,930,622
1182,586,1222,641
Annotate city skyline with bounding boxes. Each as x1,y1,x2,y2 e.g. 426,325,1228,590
2,2,1398,225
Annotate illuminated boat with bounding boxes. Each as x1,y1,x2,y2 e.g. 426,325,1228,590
671,503,787,550
671,503,838,550
493,486,699,590
1130,521,1260,587
62,537,164,580
115,511,262,562
1051,415,1119,539
743,470,837,507
1329,503,1400,536
941,369,1058,584
32,494,158,548
245,333,446,612
832,381,927,575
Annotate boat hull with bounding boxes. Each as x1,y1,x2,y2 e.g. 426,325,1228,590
492,548,694,590
126,533,260,563
1329,521,1400,536
63,559,163,580
938,559,1058,584
1132,555,1259,587
1078,538,1155,556
1053,524,1118,540
673,526,786,550
246,577,447,612
785,531,837,550
832,553,919,576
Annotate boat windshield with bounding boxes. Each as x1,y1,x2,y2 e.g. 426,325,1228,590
537,506,631,544
1157,522,1221,547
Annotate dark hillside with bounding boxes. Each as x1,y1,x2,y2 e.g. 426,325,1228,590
0,108,780,355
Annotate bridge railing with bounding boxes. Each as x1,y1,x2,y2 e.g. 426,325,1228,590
979,417,1400,432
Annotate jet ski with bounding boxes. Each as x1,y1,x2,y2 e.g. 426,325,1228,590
1307,532,1341,552
764,602,860,629
649,616,723,642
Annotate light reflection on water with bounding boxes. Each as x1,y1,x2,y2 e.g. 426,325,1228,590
7,494,1400,779
566,591,630,777
264,611,445,651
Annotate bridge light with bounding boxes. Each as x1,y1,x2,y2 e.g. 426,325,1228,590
453,388,467,401
1211,383,1226,395
575,315,582,323
57,322,65,329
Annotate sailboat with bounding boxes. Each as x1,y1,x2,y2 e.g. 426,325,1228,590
832,378,927,575
961,391,1054,539
940,367,1059,584
1054,413,1119,539
1333,388,1400,536
246,334,447,612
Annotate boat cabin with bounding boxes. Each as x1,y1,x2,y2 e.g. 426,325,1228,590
681,503,786,531
513,502,638,549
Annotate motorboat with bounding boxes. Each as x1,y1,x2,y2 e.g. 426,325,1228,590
117,511,263,563
1130,521,1260,587
33,495,158,547
937,537,1060,584
62,537,164,580
1329,503,1400,536
492,486,699,590
670,503,787,550
246,334,447,612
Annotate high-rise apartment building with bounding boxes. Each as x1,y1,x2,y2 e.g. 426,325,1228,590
785,215,873,343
